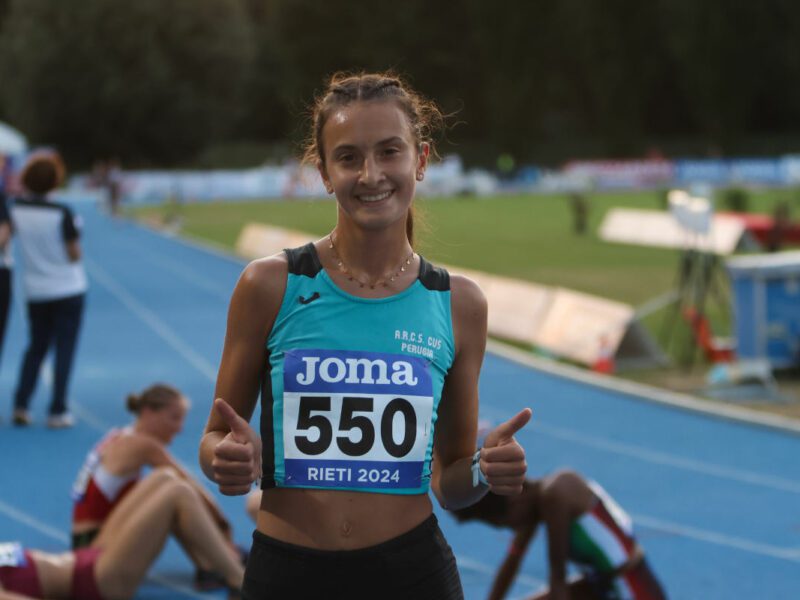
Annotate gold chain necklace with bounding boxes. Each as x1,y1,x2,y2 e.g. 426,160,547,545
328,234,415,289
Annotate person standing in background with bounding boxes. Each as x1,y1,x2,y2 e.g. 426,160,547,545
0,162,13,383
10,149,87,428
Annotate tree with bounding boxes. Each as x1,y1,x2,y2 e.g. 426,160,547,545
0,0,255,165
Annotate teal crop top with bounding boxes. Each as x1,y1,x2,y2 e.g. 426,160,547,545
259,243,455,495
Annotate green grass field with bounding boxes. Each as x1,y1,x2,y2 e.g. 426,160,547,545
138,191,687,304
133,189,799,363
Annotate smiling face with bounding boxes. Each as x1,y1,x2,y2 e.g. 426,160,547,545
318,100,428,233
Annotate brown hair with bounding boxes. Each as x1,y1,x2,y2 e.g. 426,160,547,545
302,71,445,246
126,383,183,415
20,150,66,195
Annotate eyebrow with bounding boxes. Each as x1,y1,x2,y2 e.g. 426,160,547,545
332,136,407,153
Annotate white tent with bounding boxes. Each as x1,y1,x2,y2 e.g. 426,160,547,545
0,121,28,155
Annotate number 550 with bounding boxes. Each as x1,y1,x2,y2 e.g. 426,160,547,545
294,396,417,458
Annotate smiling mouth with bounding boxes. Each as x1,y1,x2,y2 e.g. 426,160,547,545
357,190,393,203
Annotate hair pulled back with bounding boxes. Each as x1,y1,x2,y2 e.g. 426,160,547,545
303,71,445,245
126,383,183,415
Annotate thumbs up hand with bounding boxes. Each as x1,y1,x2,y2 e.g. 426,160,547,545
478,408,531,495
211,398,262,496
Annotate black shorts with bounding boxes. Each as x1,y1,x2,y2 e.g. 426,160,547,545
242,514,463,600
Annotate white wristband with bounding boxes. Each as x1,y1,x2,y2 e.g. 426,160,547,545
471,448,489,487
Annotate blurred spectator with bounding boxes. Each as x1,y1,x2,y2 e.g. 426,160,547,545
10,149,87,428
107,158,124,216
570,192,589,235
766,201,790,252
0,155,14,372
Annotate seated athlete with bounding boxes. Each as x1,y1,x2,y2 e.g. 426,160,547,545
450,469,667,600
0,467,244,600
71,383,239,589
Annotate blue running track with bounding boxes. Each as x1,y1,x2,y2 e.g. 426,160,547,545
1,203,799,599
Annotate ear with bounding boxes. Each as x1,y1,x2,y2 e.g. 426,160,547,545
416,143,430,180
317,159,334,194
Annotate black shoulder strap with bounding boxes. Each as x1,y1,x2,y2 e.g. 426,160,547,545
284,243,323,277
418,256,450,291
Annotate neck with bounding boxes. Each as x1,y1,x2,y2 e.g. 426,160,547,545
330,222,413,277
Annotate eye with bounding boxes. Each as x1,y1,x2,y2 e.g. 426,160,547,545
383,147,400,157
336,152,355,163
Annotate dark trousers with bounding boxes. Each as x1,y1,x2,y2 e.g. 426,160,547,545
14,293,84,415
0,268,10,363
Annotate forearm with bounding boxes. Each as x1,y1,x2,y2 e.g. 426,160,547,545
435,454,488,510
488,554,523,600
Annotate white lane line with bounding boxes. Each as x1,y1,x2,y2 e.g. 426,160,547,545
456,554,545,588
0,498,69,543
71,401,112,433
530,420,800,495
84,257,217,382
123,244,232,302
634,514,800,563
130,219,246,267
0,499,212,599
477,405,800,496
487,340,800,436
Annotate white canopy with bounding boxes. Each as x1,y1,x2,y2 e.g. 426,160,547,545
0,121,28,155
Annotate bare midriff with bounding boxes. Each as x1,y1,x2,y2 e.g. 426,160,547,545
256,488,433,550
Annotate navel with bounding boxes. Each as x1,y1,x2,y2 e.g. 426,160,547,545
340,519,353,538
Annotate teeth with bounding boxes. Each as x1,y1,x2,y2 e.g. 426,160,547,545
359,190,392,202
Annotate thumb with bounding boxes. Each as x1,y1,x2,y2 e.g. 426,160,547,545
215,398,251,444
483,408,532,448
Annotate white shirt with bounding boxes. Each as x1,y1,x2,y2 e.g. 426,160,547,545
11,196,88,301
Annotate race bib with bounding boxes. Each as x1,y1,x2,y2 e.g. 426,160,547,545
282,349,433,490
0,542,25,567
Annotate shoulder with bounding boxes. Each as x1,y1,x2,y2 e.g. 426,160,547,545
228,252,289,332
541,470,591,509
240,252,289,285
449,273,487,321
101,430,162,467
112,429,160,452
10,197,73,218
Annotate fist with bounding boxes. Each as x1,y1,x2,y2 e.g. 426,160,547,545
479,408,531,495
211,398,262,496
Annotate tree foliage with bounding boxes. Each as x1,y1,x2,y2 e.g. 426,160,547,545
1,0,799,166
0,0,254,165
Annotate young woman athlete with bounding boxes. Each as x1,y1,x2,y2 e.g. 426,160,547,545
71,383,237,589
451,469,668,600
0,468,244,600
199,71,531,600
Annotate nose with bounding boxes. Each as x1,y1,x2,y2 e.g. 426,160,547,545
358,154,384,186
